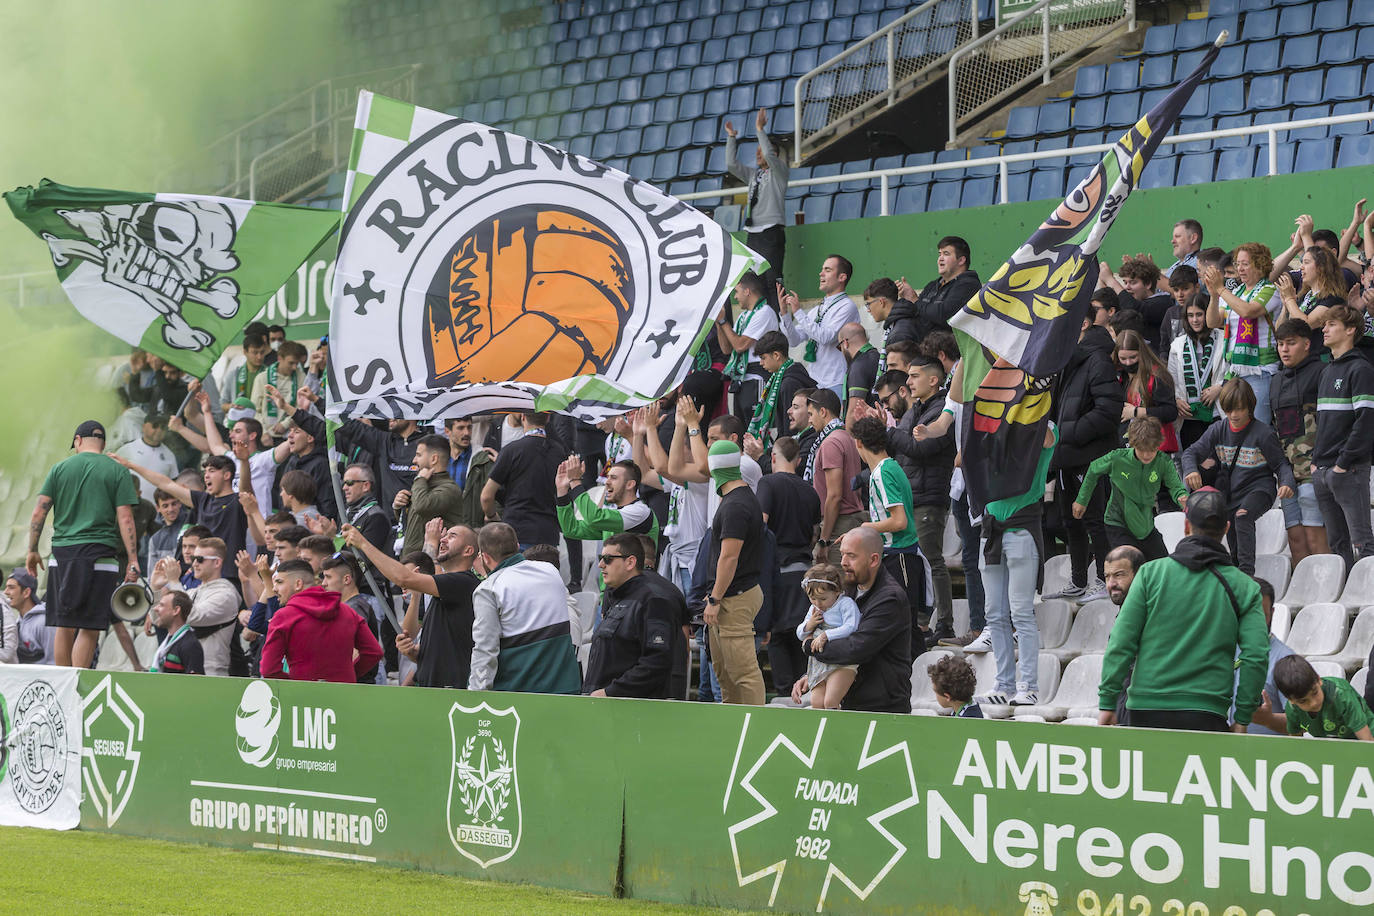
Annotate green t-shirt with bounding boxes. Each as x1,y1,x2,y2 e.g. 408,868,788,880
986,425,1059,523
1285,677,1372,739
38,452,139,550
868,457,919,550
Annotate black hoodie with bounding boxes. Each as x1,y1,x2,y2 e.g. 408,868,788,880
887,270,982,346
1052,341,1124,470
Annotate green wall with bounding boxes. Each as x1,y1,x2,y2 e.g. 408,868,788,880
777,165,1374,293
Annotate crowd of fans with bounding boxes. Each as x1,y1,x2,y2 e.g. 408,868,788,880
7,197,1374,741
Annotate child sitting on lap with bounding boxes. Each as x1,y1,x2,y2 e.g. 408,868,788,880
796,563,860,710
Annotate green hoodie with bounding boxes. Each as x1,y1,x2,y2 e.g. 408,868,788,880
1077,447,1187,539
1099,535,1270,724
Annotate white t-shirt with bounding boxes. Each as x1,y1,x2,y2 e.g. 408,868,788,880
116,439,179,501
231,449,280,513
662,479,708,572
738,306,780,381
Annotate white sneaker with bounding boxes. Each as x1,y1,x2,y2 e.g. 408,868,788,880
1010,690,1038,706
961,630,994,653
974,691,1009,706
1079,582,1108,603
1040,583,1084,600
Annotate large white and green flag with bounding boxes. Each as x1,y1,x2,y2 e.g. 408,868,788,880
326,91,764,423
5,180,339,377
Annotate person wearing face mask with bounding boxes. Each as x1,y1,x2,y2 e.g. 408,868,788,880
1181,378,1295,575
1204,243,1282,425
1113,330,1179,456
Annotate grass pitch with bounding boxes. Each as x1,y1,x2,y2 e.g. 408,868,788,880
0,826,768,915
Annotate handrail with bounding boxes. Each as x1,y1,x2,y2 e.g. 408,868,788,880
679,110,1374,216
792,0,979,165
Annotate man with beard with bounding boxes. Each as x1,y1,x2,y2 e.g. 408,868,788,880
790,527,912,713
396,435,465,558
446,416,494,530
556,458,659,547
582,533,678,698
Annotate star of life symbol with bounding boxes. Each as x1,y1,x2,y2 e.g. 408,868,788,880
725,714,919,912
41,200,241,351
447,700,522,868
81,674,145,828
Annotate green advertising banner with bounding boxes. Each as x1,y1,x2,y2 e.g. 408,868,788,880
78,671,1374,914
260,236,337,342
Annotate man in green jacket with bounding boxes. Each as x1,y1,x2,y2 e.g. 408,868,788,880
1098,487,1269,732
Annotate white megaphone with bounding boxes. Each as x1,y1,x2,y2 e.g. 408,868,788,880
110,578,154,624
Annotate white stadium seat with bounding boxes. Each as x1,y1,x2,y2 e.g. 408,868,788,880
1352,667,1368,697
1285,603,1350,657
952,599,970,638
1336,556,1374,610
1254,554,1290,598
1156,512,1185,552
943,513,962,570
1310,660,1347,680
1039,554,1072,599
1046,599,1118,662
1255,507,1288,556
1270,602,1291,642
1035,599,1074,650
1309,606,1374,675
981,653,1060,720
1014,654,1105,721
1279,554,1347,609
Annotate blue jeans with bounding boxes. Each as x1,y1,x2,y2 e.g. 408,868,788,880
952,494,985,630
979,529,1040,694
696,628,723,703
1239,371,1274,426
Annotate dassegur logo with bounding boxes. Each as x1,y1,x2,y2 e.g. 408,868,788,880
447,700,522,869
235,680,281,768
10,680,69,814
81,674,145,827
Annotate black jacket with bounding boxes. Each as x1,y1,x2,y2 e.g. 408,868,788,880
883,298,920,348
1314,349,1374,468
774,361,817,439
1079,325,1114,358
335,420,427,514
1120,290,1175,354
890,269,982,346
887,396,955,507
583,573,677,699
811,565,912,714
1052,343,1124,470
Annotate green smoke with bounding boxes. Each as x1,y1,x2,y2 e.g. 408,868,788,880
0,0,347,476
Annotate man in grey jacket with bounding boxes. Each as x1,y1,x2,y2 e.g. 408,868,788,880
725,107,789,312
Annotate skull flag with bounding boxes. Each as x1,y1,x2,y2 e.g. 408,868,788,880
949,37,1222,508
325,91,765,423
5,180,339,377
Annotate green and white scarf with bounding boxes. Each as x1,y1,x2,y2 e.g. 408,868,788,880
747,358,793,447
263,362,299,420
803,294,846,363
1181,334,1216,422
723,304,764,381
805,417,843,482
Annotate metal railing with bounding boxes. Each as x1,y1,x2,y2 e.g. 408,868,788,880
681,110,1374,217
792,0,980,165
948,0,1134,144
158,65,420,200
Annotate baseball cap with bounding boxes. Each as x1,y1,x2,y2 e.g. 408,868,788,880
1186,487,1227,529
8,568,36,593
73,420,106,441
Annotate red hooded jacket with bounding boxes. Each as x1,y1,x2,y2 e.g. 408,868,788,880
261,586,384,684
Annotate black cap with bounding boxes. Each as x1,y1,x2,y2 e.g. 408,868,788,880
73,420,106,441
144,412,168,428
1186,487,1227,529
7,568,36,593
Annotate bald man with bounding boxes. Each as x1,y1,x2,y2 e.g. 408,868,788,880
837,322,880,424
791,527,912,712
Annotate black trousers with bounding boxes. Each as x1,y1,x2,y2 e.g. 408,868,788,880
747,225,785,312
1058,466,1111,587
1105,524,1169,562
1128,709,1230,732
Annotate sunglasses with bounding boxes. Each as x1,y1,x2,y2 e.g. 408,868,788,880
341,479,366,487
597,554,629,565
190,555,218,564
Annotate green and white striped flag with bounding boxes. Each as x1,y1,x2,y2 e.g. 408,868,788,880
5,180,339,377
326,91,764,423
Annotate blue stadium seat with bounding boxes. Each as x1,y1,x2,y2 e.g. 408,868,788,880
1002,139,1036,173
1140,88,1169,116
932,149,965,181
653,96,679,123
894,184,927,214
1173,117,1214,153
1216,145,1257,180
681,147,707,175
1067,131,1104,166
1206,15,1237,44
1331,101,1374,136
802,194,832,223
1004,105,1040,139
627,155,654,182
1140,56,1174,88
799,21,824,46
1174,18,1207,50
1320,30,1357,63
1208,77,1246,116
652,151,680,182
757,82,782,109
862,189,885,219
1210,0,1240,15
772,105,795,135
1039,99,1072,134
1247,74,1285,110
691,117,716,145
1288,105,1331,141
792,48,820,75
1104,92,1140,127
615,128,643,157
1280,34,1319,70
1074,64,1106,97
1105,61,1139,93
831,191,864,221
1176,152,1215,185
1244,38,1281,73
678,94,703,120
966,145,999,178
1285,70,1324,105
1029,167,1064,201
629,49,655,75
1212,44,1245,78
1314,0,1349,31
728,85,755,111
1337,135,1374,167
1241,8,1277,42
1181,81,1210,118
1366,62,1374,97
1064,165,1093,191
1212,114,1251,149
1240,0,1270,10
902,151,935,185
1277,4,1313,35
664,122,692,149
1294,138,1336,172
961,178,996,208
1325,65,1364,100
926,181,961,211
840,159,873,191
1139,154,1176,190
1071,97,1106,131
628,100,653,127
1143,25,1176,55
765,51,791,80
873,154,903,174
1246,109,1293,145
1003,172,1030,204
